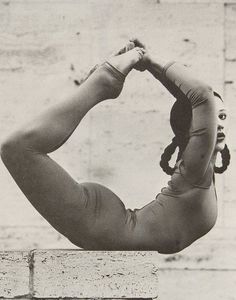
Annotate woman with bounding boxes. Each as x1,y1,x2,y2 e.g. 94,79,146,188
0,40,230,254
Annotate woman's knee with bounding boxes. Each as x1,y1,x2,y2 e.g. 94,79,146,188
1,135,17,164
0,131,31,167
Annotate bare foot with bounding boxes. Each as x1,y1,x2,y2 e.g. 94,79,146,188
92,46,145,99
107,46,146,76
77,41,137,86
80,43,146,100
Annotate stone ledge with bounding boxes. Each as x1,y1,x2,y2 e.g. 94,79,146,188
0,251,30,298
0,250,159,299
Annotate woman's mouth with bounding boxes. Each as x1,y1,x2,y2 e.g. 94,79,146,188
217,132,225,141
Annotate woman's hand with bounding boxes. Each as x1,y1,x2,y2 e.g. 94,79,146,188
129,38,152,71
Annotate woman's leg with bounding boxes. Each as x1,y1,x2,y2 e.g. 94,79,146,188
0,46,144,248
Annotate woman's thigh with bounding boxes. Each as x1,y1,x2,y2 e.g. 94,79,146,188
3,150,88,237
3,149,129,249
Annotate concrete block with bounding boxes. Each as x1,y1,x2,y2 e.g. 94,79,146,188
0,251,30,298
0,249,236,300
33,250,159,298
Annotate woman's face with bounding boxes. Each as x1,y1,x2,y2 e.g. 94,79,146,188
215,96,227,152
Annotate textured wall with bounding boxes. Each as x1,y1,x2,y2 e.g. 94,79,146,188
0,1,236,299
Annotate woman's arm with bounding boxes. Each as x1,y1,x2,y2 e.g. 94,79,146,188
130,38,185,99
147,56,217,184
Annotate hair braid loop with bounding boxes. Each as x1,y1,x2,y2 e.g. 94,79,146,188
160,137,178,175
214,144,230,174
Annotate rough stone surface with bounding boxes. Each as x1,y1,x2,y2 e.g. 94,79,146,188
0,249,235,299
33,250,159,298
0,251,30,298
0,250,159,298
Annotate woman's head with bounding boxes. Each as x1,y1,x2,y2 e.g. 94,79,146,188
160,93,230,175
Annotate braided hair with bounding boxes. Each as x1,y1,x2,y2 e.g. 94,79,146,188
160,137,178,175
214,144,230,174
160,96,230,175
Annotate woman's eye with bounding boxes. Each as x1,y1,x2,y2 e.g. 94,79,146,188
219,113,227,120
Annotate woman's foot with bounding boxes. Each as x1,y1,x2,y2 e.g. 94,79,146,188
107,46,146,76
86,45,145,100
79,41,140,85
99,46,145,99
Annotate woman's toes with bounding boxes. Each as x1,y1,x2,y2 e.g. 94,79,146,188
134,47,146,60
129,38,146,49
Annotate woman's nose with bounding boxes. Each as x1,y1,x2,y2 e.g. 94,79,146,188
218,123,224,130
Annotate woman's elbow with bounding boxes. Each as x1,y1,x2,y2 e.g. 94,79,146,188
192,81,213,96
190,83,214,107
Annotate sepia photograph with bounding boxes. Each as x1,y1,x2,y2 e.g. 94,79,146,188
0,0,235,299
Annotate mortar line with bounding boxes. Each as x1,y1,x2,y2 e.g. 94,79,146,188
28,249,35,298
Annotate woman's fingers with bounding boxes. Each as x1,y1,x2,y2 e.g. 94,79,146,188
135,47,146,60
129,38,150,71
129,37,146,49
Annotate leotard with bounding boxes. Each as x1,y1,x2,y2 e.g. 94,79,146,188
67,62,218,253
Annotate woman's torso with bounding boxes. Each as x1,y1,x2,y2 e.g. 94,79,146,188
128,160,217,253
